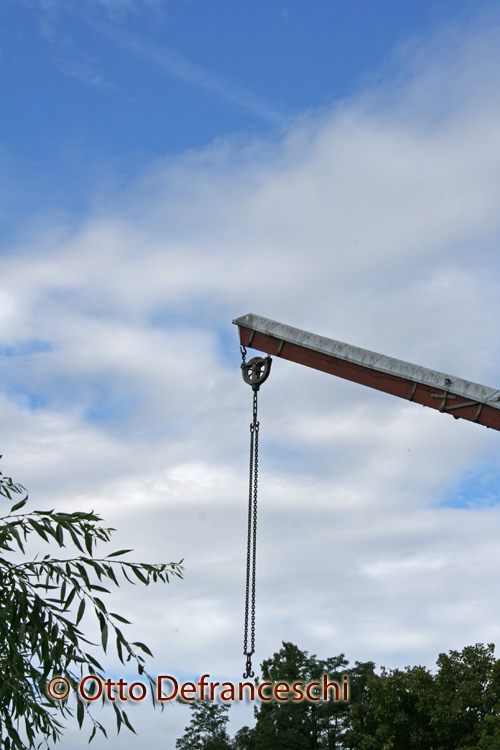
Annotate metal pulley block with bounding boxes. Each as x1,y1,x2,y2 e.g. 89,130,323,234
241,356,272,391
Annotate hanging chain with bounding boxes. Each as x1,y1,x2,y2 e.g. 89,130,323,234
243,389,259,678
240,346,271,679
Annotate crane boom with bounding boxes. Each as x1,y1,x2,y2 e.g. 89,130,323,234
233,313,500,432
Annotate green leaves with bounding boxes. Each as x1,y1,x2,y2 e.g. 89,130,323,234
9,498,27,514
109,612,131,624
0,465,184,750
132,642,153,658
176,700,232,750
245,642,355,750
76,598,85,625
106,549,133,558
76,699,84,729
344,644,500,750
0,470,27,502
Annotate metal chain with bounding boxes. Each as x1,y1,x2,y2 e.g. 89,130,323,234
240,346,271,679
243,393,254,661
243,389,259,679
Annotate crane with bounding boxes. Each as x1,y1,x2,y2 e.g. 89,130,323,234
234,313,500,677
233,313,500,431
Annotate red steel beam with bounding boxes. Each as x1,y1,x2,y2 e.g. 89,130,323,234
233,314,500,432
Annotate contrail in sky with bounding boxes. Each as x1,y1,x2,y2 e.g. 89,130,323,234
96,23,285,125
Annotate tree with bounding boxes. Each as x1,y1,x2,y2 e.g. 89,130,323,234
345,643,500,750
0,462,183,749
234,642,373,750
175,700,233,750
171,642,500,750
345,664,435,750
434,643,500,749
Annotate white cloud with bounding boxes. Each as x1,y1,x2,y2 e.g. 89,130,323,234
3,18,500,748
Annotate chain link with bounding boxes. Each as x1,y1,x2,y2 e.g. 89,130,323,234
243,389,259,678
243,400,254,660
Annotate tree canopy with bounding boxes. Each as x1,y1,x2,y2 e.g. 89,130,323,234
0,462,183,750
345,642,500,749
233,642,374,750
176,641,500,750
176,700,233,750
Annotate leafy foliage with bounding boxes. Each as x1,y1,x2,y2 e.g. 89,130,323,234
345,643,500,750
204,641,500,750
0,463,183,750
175,700,232,750
345,664,435,749
234,642,374,750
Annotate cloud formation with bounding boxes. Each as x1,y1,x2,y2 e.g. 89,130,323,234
2,17,500,748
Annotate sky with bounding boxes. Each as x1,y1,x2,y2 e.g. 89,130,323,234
2,0,500,746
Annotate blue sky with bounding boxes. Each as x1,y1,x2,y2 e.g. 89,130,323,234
0,0,488,233
3,1,500,748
